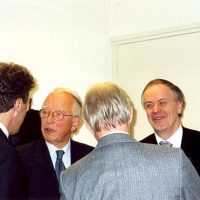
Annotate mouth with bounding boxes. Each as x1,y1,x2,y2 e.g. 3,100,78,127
152,115,165,122
44,127,55,134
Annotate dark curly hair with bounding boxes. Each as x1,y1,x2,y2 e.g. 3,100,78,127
0,62,36,112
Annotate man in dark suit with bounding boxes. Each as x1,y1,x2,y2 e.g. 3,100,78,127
17,88,93,200
0,62,36,199
140,78,200,175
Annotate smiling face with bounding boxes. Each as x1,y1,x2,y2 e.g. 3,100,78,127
142,84,183,138
41,92,80,148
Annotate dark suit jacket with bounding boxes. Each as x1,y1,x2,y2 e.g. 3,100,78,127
16,139,94,200
0,129,28,199
9,109,42,146
140,126,200,175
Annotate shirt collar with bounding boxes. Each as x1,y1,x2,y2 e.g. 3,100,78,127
0,122,9,138
155,125,183,148
99,130,129,139
45,140,71,158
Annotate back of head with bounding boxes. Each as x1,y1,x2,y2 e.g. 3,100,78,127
0,62,36,113
83,82,133,133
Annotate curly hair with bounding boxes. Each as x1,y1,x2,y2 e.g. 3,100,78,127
0,62,36,112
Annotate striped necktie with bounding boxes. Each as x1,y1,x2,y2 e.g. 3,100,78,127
55,150,66,179
159,141,173,147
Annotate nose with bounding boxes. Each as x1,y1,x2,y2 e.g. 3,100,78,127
152,104,160,113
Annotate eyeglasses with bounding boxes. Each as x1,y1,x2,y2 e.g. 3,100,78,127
39,109,75,121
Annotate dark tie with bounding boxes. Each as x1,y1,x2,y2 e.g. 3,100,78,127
55,150,66,179
159,141,173,147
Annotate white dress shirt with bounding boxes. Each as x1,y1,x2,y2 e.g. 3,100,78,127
155,125,183,148
0,122,9,138
46,140,71,169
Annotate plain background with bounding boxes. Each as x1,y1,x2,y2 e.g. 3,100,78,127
112,25,200,140
1,0,200,146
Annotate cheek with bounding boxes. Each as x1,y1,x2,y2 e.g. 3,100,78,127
56,119,71,130
41,118,50,126
61,122,73,132
146,110,152,119
40,119,46,130
168,105,178,116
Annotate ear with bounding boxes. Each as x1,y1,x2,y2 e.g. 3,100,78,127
13,98,23,116
71,116,82,132
128,107,133,125
177,101,183,116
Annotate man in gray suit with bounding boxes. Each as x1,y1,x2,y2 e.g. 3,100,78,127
59,82,200,200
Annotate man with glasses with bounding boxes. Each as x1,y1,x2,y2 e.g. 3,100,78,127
0,62,36,199
17,88,94,200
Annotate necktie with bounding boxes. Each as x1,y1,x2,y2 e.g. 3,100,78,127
55,150,66,179
159,141,173,147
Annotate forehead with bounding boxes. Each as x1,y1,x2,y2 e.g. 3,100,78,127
143,84,175,101
43,92,74,109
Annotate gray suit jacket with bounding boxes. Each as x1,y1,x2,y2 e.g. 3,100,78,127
60,133,200,200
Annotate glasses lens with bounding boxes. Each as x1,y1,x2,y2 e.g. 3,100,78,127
53,111,64,121
40,109,49,118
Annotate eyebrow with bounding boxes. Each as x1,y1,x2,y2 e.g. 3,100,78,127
144,98,167,104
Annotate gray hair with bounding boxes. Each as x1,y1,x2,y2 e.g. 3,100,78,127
83,82,133,132
53,87,82,116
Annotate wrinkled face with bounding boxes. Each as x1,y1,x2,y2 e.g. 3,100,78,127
41,92,79,148
142,84,183,136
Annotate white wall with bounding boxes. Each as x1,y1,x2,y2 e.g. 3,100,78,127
111,25,200,140
109,0,200,141
0,0,112,146
110,0,200,37
1,0,200,146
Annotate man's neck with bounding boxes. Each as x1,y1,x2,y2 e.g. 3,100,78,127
155,123,182,140
95,124,130,140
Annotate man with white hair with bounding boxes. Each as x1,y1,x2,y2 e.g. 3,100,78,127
17,88,93,200
60,81,200,200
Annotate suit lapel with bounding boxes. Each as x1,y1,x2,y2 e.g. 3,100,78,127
0,129,10,144
33,139,58,183
71,140,84,164
148,134,157,144
180,127,193,159
180,129,189,151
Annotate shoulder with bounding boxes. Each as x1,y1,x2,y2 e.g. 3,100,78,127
182,127,200,144
16,139,44,156
0,144,17,159
183,126,200,136
140,133,155,143
71,140,94,152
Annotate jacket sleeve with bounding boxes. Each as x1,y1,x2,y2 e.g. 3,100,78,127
180,149,200,200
